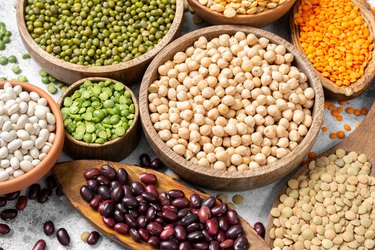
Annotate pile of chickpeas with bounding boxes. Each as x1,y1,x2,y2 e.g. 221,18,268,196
148,32,315,171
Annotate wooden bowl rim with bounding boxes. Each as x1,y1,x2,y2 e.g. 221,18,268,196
140,25,325,180
16,0,184,74
57,77,139,149
188,0,296,21
290,0,375,99
0,80,64,193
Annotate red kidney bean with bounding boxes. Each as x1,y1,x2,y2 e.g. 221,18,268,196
96,175,111,186
220,239,234,249
100,164,117,180
149,202,162,211
137,215,147,228
0,209,18,220
87,179,99,192
192,242,209,249
226,210,239,225
84,168,101,180
189,194,202,208
218,217,229,231
254,222,265,238
116,203,127,214
146,184,159,196
99,200,115,217
98,186,111,200
102,217,115,228
140,173,157,185
139,154,152,168
226,225,243,239
122,196,139,208
178,242,191,250
15,195,28,211
114,223,129,234
5,191,20,200
139,203,149,215
175,225,187,241
186,223,204,233
168,190,185,199
0,223,10,234
181,213,198,226
147,222,163,236
87,231,101,245
110,186,124,203
128,209,139,218
209,240,220,250
164,224,174,230
162,209,177,221
27,183,41,200
187,231,205,242
43,220,55,236
201,196,215,209
159,192,171,206
0,197,6,207
198,206,211,223
211,204,227,216
114,210,125,223
56,228,70,246
150,158,164,169
216,230,226,243
89,195,102,209
152,218,164,226
110,180,121,190
142,192,158,202
233,235,249,250
147,206,157,221
80,185,94,202
44,175,58,189
131,182,145,196
125,213,138,228
139,228,150,241
148,236,160,247
55,186,64,196
172,197,190,209
135,195,146,204
37,188,52,203
160,227,175,240
202,229,213,241
177,208,191,218
32,239,46,250
160,240,178,250
117,168,128,185
123,185,133,197
206,219,219,236
130,228,141,242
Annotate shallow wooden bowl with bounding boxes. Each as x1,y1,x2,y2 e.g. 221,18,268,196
187,0,296,27
57,77,140,161
139,25,324,191
0,80,64,195
16,0,184,85
290,0,375,100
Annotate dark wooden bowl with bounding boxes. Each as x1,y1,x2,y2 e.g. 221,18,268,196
57,77,140,161
139,25,325,191
187,0,296,27
290,0,375,100
16,0,184,85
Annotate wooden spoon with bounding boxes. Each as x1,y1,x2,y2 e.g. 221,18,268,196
290,0,375,101
52,160,268,250
265,101,375,248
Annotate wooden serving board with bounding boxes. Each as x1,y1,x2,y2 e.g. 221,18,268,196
52,161,268,250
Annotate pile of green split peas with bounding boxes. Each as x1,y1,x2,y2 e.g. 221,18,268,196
61,80,135,144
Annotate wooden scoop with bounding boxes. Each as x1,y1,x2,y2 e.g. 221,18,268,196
52,160,268,250
265,101,375,247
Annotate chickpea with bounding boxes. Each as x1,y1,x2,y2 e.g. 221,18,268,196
293,110,305,124
289,130,300,142
198,158,210,168
214,161,226,170
207,152,216,163
277,137,289,148
173,144,186,156
231,154,243,166
276,148,290,158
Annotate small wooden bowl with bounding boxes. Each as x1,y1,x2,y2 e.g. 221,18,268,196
16,0,184,85
57,77,140,161
0,80,64,195
139,25,324,191
290,0,375,100
187,0,296,27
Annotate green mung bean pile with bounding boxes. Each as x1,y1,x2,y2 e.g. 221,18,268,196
24,0,176,66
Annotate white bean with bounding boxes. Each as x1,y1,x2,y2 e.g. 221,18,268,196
10,157,19,169
39,129,49,141
14,150,23,161
48,133,55,143
46,113,55,124
7,139,22,152
35,107,47,119
21,140,34,150
0,147,8,159
16,130,30,140
19,91,30,101
30,148,39,159
32,159,41,166
20,160,34,172
39,153,47,161
5,167,14,175
1,159,10,168
38,120,47,129
0,131,14,142
8,104,19,115
25,123,35,134
19,102,28,113
30,91,40,101
2,120,12,131
37,98,47,106
16,115,29,129
35,138,45,149
47,124,55,132
42,145,51,154
13,170,24,178
0,171,9,181
23,155,33,162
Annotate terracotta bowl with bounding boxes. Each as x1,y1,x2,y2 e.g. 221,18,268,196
187,0,296,27
139,25,324,191
0,80,64,195
16,0,184,85
57,77,140,161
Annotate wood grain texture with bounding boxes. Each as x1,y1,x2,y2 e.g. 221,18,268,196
187,0,296,27
139,25,324,191
290,0,375,100
52,160,268,250
57,77,140,161
15,0,184,85
0,80,64,194
265,101,375,248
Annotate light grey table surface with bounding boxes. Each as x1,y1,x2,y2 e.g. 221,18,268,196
1,0,375,249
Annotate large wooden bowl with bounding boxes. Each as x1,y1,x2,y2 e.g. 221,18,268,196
139,25,324,191
0,80,64,195
290,0,375,100
57,77,140,161
187,0,296,27
16,0,184,85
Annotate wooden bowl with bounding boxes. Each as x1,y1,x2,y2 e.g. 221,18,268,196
15,0,184,85
290,0,375,100
57,77,140,161
0,80,64,195
139,25,324,191
187,0,296,27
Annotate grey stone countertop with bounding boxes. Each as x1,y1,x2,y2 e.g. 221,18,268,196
0,0,374,249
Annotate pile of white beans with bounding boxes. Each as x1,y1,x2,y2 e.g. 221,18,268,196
0,82,56,181
148,32,315,171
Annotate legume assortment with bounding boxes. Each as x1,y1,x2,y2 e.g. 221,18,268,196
270,149,375,249
148,32,315,171
24,0,176,66
61,79,135,144
0,82,56,182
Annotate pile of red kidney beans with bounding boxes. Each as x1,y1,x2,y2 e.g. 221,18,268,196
80,164,249,250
